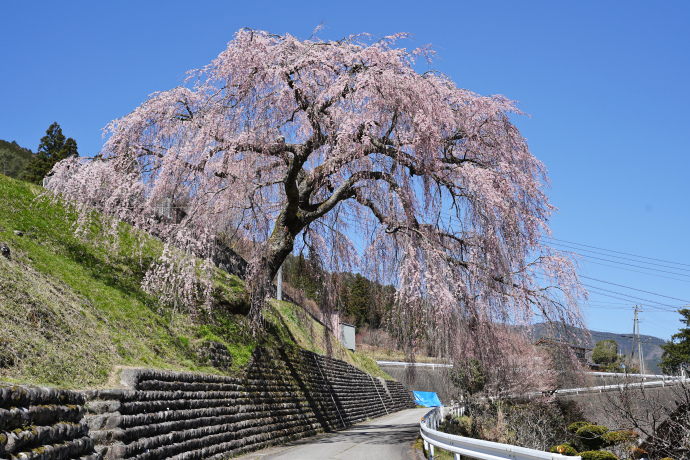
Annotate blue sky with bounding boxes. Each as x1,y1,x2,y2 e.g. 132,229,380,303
2,1,689,342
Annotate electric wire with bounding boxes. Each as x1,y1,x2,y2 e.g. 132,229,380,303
581,276,690,304
335,208,688,325
581,284,680,311
543,236,690,268
548,242,690,276
581,259,690,283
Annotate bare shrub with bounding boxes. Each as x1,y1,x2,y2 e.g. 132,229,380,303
565,377,690,460
449,397,584,451
357,327,394,349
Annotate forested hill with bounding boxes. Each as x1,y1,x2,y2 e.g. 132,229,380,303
282,253,396,329
0,139,34,179
529,322,667,373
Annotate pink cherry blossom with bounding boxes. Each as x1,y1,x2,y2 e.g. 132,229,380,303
47,30,585,371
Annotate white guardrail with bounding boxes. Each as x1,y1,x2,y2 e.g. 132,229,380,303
376,360,453,368
420,406,580,460
532,375,690,398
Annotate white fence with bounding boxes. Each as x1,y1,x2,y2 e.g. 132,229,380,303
420,406,581,460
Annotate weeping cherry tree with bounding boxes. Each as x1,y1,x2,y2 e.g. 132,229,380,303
47,29,585,370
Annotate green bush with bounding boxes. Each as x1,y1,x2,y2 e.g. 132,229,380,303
602,430,637,447
576,424,609,451
568,421,590,434
579,451,618,460
592,340,618,366
549,443,578,455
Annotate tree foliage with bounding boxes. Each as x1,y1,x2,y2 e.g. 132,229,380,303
660,308,690,375
0,139,34,179
22,122,78,184
46,29,584,365
592,339,618,366
282,254,394,328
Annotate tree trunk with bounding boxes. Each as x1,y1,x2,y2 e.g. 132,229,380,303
247,210,304,325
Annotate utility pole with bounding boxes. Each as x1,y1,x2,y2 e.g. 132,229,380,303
629,306,637,367
627,306,646,374
637,306,645,375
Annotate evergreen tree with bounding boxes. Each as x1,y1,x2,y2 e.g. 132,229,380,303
348,274,371,327
22,122,78,184
282,252,324,302
0,140,34,179
60,137,78,160
660,308,690,375
592,339,618,366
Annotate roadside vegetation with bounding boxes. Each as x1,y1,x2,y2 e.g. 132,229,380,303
0,174,385,388
429,394,686,460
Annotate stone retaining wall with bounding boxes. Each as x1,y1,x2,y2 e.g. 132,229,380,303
0,348,413,460
0,384,100,460
81,347,413,460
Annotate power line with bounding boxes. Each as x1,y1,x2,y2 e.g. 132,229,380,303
581,275,690,304
582,284,680,311
544,236,690,268
550,242,690,276
581,259,690,283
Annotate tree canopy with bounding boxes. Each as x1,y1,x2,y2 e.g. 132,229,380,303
0,139,34,179
592,339,618,366
47,29,584,367
22,122,78,184
660,308,690,375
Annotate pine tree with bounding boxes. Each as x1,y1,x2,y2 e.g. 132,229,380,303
22,122,78,184
660,308,690,375
348,274,371,327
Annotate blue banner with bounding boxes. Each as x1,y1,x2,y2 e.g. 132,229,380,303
413,391,442,407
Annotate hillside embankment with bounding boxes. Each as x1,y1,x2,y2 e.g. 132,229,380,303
0,174,387,386
0,174,415,459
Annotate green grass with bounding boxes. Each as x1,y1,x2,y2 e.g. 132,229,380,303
0,174,388,388
267,300,391,379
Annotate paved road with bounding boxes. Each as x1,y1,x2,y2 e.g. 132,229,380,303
235,408,429,460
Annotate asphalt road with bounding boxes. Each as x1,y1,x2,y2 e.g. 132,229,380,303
234,408,429,460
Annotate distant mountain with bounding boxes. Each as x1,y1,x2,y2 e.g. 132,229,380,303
0,139,34,179
527,322,667,374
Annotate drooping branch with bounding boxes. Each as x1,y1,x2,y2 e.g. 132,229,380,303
46,29,585,370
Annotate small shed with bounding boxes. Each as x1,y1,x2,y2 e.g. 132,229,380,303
339,323,355,352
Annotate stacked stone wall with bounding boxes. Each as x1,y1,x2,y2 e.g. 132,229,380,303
81,347,414,460
0,349,413,460
0,384,100,460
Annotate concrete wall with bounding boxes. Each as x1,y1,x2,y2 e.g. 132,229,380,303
0,347,413,460
379,364,461,405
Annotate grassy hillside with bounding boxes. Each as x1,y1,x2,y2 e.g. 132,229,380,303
0,174,387,388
